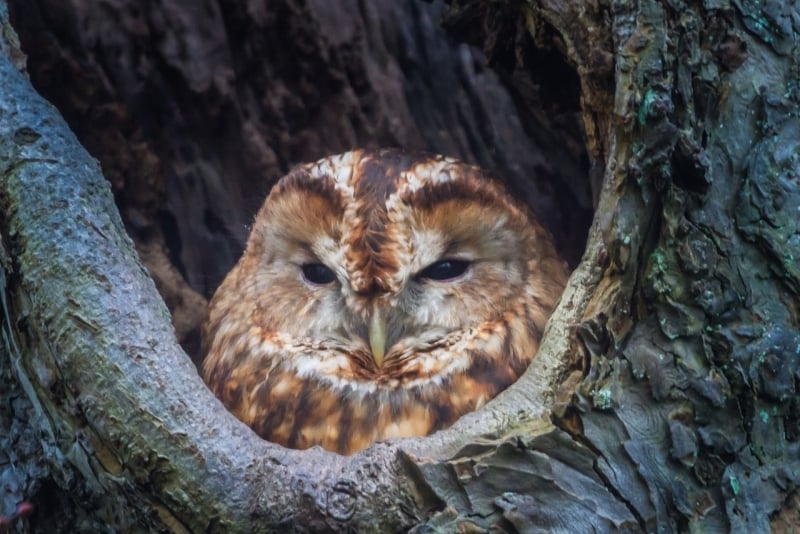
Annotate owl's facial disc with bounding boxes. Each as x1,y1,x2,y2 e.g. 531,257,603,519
242,149,552,377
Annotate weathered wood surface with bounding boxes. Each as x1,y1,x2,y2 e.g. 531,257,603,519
1,0,799,532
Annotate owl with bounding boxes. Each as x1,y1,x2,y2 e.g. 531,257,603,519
202,149,568,455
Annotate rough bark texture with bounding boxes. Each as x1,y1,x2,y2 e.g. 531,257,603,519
564,1,800,530
1,0,799,532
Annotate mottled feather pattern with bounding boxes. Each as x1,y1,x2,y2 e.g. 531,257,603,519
203,148,568,454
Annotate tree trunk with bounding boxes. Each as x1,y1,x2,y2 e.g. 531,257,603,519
1,0,798,532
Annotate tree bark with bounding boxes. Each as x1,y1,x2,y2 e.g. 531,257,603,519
1,0,799,532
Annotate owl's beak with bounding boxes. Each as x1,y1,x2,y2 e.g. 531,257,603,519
368,305,386,367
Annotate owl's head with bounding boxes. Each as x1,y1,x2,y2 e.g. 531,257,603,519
203,149,567,453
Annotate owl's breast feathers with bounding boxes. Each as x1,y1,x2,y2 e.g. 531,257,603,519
202,149,568,455
204,308,536,455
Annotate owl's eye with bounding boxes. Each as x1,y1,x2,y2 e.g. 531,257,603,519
301,263,336,285
418,259,470,281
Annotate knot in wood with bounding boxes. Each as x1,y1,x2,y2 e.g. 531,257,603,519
324,479,357,521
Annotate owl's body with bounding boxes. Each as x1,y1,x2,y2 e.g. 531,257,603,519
202,149,567,454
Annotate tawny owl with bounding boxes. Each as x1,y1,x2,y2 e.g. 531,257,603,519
202,149,568,455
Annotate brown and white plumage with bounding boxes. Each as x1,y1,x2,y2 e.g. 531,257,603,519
202,149,568,455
